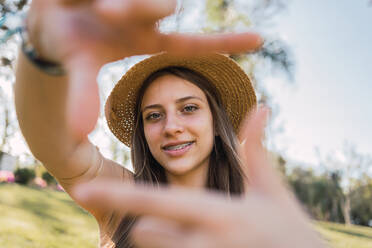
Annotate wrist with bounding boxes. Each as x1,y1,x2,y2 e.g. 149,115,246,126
0,11,66,76
22,17,66,76
21,28,66,76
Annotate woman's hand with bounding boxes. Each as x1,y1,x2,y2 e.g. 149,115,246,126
27,0,262,141
74,107,326,248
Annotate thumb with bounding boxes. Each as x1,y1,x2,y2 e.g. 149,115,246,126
240,107,304,214
239,106,285,196
64,53,101,141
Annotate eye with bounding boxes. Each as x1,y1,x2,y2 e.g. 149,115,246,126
145,112,162,121
183,104,199,113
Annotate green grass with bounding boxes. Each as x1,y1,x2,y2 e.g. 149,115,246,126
1,184,371,248
0,184,98,248
316,221,372,248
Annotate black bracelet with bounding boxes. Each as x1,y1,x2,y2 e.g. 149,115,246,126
0,12,66,76
20,27,66,76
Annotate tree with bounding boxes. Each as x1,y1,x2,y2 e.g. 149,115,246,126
0,89,11,151
324,142,372,225
204,0,294,83
14,167,35,184
0,0,26,157
287,167,345,222
202,0,293,154
350,175,372,226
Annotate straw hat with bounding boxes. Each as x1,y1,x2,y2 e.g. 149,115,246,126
105,53,256,147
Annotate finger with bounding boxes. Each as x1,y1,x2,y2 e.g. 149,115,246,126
95,0,177,24
238,105,268,148
158,32,263,55
131,216,188,248
133,217,212,248
238,106,284,195
237,106,263,189
74,181,233,227
239,107,307,209
64,53,101,141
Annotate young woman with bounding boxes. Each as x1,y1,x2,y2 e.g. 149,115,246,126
102,53,256,246
15,0,324,248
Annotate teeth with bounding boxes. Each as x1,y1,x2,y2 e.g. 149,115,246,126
164,142,193,151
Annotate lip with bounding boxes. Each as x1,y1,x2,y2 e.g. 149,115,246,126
162,141,195,157
161,140,194,149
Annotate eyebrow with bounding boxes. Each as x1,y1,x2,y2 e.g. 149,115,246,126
142,96,204,112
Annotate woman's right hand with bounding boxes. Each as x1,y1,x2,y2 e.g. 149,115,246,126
27,0,263,141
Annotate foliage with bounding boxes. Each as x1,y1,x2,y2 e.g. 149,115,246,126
320,143,372,225
257,39,294,81
288,168,344,222
205,0,251,30
41,171,57,185
205,0,294,81
0,0,28,48
0,1,29,155
287,165,372,227
0,0,28,13
350,180,372,226
14,167,35,185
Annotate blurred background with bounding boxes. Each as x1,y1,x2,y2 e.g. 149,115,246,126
0,0,371,247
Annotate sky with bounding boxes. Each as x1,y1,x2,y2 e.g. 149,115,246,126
264,0,372,167
93,0,372,170
1,0,371,171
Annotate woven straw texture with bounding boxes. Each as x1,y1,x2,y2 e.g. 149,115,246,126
105,53,256,147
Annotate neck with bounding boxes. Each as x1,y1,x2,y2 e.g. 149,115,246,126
166,160,209,189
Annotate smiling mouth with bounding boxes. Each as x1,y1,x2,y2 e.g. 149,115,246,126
162,142,195,151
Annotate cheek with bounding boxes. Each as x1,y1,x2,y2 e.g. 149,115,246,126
143,124,161,152
190,112,214,142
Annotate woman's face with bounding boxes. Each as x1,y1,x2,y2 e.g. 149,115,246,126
141,74,214,179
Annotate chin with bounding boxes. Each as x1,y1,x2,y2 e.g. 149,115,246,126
164,163,197,176
162,157,209,177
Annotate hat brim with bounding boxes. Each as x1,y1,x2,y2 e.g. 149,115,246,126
105,53,256,147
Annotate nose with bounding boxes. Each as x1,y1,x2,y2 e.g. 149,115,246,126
163,113,184,136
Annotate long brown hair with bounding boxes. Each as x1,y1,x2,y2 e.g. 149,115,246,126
112,67,246,247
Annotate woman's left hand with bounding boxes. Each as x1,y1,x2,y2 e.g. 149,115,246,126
74,107,326,248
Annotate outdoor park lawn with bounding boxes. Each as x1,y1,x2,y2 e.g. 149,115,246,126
0,184,98,248
1,184,371,248
316,221,372,248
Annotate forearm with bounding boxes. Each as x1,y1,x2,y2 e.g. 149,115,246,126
15,49,78,165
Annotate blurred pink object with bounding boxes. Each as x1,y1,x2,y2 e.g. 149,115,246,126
0,171,15,183
34,177,47,188
56,184,65,191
